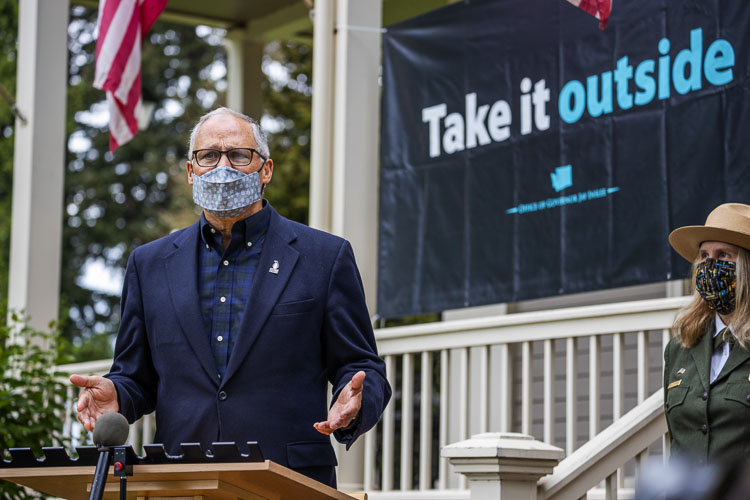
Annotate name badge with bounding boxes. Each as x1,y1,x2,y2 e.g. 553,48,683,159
667,380,682,389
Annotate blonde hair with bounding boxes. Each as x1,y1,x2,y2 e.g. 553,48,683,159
673,247,750,348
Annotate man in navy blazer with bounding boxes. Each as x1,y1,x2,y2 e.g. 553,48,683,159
70,108,391,487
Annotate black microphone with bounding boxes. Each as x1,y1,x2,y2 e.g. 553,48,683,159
89,412,129,500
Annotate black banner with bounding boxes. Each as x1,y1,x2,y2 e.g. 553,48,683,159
378,0,750,318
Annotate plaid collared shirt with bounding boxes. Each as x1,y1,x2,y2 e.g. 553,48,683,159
198,204,270,380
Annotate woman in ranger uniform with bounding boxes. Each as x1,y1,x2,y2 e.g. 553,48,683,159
665,203,750,464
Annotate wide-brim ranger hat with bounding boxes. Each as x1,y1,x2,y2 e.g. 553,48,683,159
669,203,750,262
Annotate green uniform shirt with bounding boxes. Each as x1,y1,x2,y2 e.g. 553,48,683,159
664,327,750,464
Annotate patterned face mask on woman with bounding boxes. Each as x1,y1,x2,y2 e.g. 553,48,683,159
695,258,737,315
192,165,262,218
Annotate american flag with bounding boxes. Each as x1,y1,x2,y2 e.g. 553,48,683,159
567,0,612,30
94,0,167,151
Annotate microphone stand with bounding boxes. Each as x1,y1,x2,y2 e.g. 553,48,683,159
89,446,133,500
113,446,133,500
89,447,111,500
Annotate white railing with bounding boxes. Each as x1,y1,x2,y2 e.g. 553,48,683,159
539,389,667,500
364,296,688,499
57,296,688,499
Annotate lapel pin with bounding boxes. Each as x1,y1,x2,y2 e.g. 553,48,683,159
269,260,280,274
677,368,686,375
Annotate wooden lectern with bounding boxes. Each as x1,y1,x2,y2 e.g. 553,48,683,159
0,460,361,499
0,444,365,500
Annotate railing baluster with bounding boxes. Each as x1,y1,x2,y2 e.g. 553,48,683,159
142,412,154,445
566,337,577,455
612,333,624,420
589,335,600,439
544,339,554,444
521,341,532,435
605,471,618,500
479,346,489,433
128,419,141,455
419,351,433,490
662,331,671,462
635,448,648,481
613,332,625,487
382,354,395,491
499,343,512,432
364,425,374,491
458,347,469,490
637,330,648,404
438,349,450,490
63,385,74,440
401,353,414,491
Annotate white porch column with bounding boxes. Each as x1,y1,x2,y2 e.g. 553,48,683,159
330,0,382,314
443,433,564,500
224,29,264,120
309,0,336,232
312,0,383,491
8,0,70,334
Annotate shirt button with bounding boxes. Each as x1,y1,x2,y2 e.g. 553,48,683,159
205,244,210,249
702,392,708,401
701,424,708,434
218,391,227,401
223,260,229,266
247,241,252,247
217,335,224,342
220,296,226,303
211,228,216,233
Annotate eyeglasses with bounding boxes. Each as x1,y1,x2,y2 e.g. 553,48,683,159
192,148,267,168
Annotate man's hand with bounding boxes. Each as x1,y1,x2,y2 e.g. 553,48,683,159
314,371,366,435
69,374,119,431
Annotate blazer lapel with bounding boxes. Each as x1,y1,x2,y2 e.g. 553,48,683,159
689,330,712,392
223,208,299,383
713,341,750,385
164,222,218,384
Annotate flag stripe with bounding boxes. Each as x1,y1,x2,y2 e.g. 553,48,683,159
140,0,168,36
123,71,142,121
107,93,135,147
114,24,141,103
105,11,139,92
95,0,166,151
96,7,139,91
94,0,135,89
95,0,120,60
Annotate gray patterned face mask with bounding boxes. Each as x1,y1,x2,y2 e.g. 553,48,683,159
192,165,262,218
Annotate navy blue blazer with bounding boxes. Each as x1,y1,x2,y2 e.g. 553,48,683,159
105,205,391,486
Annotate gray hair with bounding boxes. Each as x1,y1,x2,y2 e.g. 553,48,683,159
187,107,269,160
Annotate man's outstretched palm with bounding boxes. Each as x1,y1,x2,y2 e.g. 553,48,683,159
69,374,119,431
314,371,365,435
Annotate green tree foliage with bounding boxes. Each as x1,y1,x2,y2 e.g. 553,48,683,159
0,0,18,313
0,315,69,499
61,8,228,358
262,40,312,225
